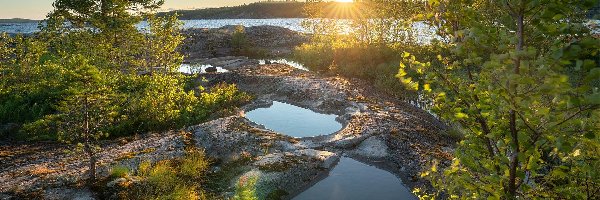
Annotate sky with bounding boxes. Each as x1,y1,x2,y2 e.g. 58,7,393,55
0,0,271,20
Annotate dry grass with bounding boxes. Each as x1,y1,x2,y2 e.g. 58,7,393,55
0,150,11,157
29,165,57,176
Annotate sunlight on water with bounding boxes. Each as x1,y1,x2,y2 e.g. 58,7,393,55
179,63,228,74
0,19,441,42
293,157,416,200
0,19,349,34
259,59,310,71
245,101,342,138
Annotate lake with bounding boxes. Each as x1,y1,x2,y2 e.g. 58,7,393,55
244,101,342,138
293,157,416,200
0,18,345,34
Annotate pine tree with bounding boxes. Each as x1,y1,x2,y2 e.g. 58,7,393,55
54,55,118,182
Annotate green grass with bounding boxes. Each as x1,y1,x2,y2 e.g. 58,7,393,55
108,150,211,200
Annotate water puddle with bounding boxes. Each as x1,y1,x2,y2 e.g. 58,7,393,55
244,101,342,138
259,59,309,71
293,157,416,200
179,63,229,74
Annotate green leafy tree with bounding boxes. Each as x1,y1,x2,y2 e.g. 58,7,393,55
231,25,249,55
351,0,425,45
0,34,70,129
54,55,119,182
398,0,600,199
37,0,194,136
142,14,185,73
47,0,162,30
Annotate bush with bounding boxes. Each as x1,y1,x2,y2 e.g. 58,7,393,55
231,25,249,55
110,166,130,178
293,41,421,101
233,176,258,200
110,150,211,199
19,117,59,141
230,25,270,58
179,150,210,182
1,14,244,142
293,43,334,72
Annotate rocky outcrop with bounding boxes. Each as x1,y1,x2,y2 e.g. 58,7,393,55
180,25,308,60
0,133,186,198
0,58,455,199
587,20,600,38
201,59,455,192
186,116,340,199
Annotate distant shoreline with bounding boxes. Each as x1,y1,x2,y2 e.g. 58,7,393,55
158,2,357,20
0,18,40,23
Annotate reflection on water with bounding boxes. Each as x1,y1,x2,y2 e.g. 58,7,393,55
179,64,229,74
293,157,416,200
259,59,309,71
244,101,342,138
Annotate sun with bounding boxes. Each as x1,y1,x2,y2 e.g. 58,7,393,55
335,0,354,2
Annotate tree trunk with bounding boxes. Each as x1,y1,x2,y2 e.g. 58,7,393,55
508,5,525,198
85,144,96,184
83,94,96,184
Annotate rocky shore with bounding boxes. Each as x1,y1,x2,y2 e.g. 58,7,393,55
200,58,455,197
0,56,456,199
181,25,308,60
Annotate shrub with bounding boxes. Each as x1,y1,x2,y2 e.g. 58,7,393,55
110,150,211,199
293,41,418,100
233,176,259,200
231,25,249,54
179,150,210,182
230,25,270,58
147,160,178,194
19,117,59,141
162,185,200,200
110,166,130,178
293,43,334,72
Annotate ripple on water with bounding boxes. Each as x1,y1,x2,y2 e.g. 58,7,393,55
293,157,416,200
244,101,342,138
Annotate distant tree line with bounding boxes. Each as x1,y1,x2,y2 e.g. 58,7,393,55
158,1,359,19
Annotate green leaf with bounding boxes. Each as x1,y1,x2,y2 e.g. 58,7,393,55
584,68,600,83
584,131,595,139
551,169,567,178
455,112,468,119
552,14,565,20
414,14,425,20
584,93,600,104
424,84,432,92
575,60,583,71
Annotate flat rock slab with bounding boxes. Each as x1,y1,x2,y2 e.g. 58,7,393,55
0,58,456,199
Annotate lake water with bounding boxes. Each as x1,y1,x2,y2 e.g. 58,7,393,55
0,18,339,34
0,18,440,43
293,157,416,200
244,101,342,138
0,23,41,34
179,63,228,74
259,59,309,71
